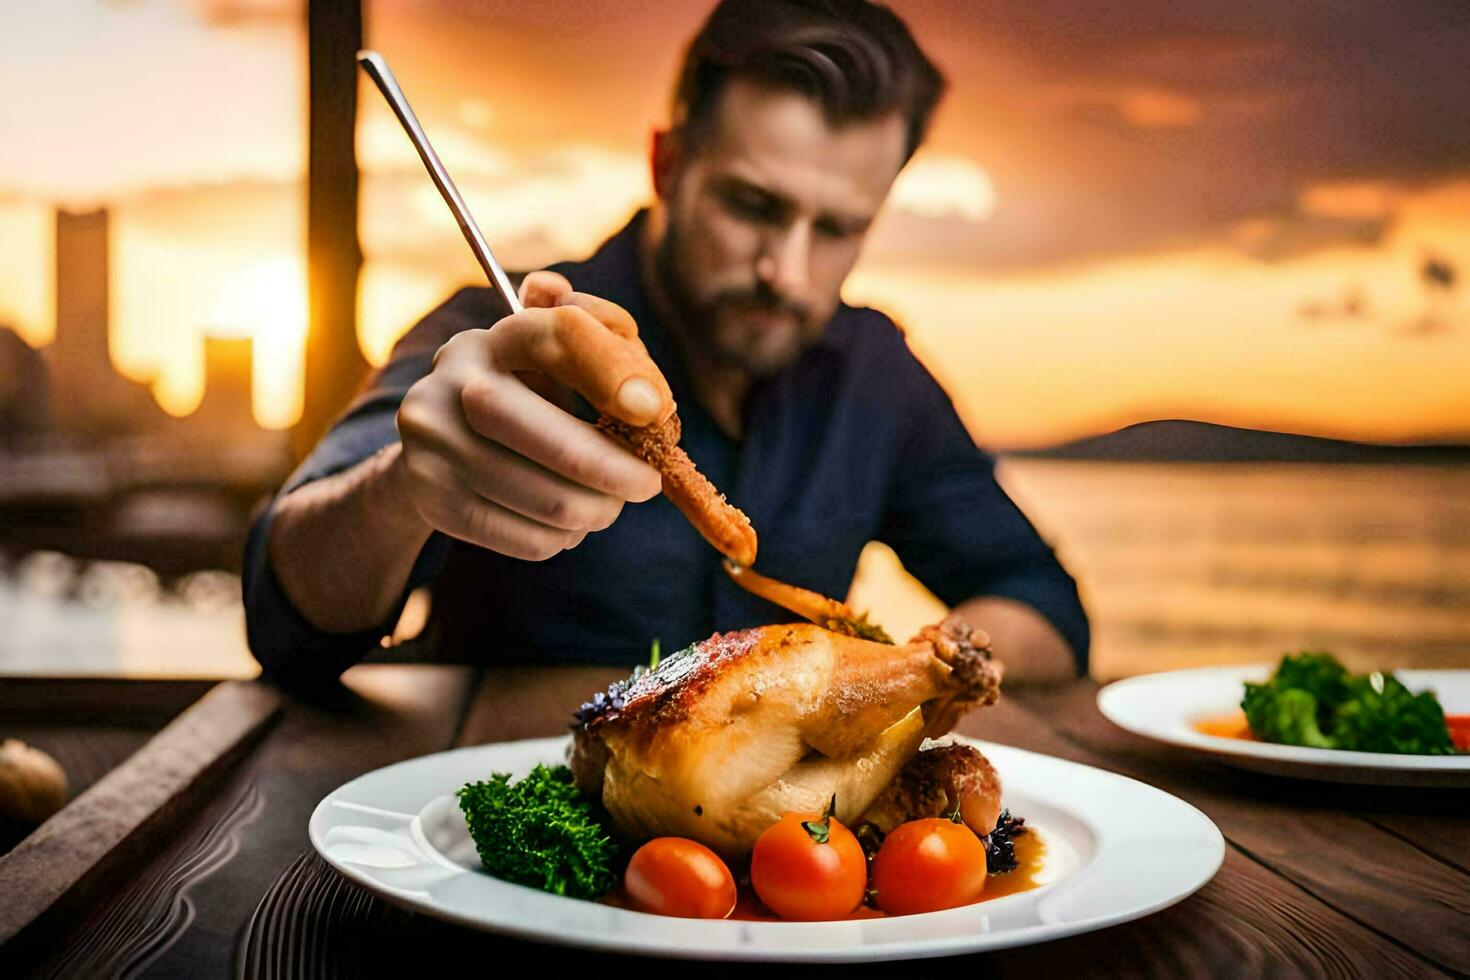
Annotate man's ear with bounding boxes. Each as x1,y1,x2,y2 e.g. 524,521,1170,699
650,128,681,201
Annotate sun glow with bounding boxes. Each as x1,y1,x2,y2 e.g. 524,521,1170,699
208,257,307,430
111,204,306,426
0,198,54,347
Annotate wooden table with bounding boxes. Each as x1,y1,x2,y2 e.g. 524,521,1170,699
2,665,1466,977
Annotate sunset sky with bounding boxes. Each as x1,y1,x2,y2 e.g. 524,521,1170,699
0,0,1466,446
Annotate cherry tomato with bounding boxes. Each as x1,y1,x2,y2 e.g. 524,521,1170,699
624,837,737,919
870,815,987,915
1447,715,1470,753
749,796,866,920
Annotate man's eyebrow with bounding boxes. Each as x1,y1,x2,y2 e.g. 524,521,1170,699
715,174,875,230
714,174,791,208
819,208,875,233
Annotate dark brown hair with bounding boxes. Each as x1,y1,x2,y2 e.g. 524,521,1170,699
671,0,946,161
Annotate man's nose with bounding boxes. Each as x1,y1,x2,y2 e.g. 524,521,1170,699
755,222,811,299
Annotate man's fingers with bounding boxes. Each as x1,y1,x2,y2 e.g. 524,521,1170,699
518,270,573,310
402,308,664,563
409,466,586,562
487,305,673,426
436,423,626,532
558,291,639,339
507,273,662,423
461,372,663,502
517,272,637,340
452,498,581,562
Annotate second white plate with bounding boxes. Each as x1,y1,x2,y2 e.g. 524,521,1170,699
1098,666,1470,786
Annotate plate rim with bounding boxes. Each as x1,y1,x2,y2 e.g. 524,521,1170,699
1097,665,1470,772
308,734,1224,962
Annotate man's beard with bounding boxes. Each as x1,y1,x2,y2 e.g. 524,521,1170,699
654,221,819,379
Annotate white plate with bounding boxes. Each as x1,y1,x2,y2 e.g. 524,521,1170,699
309,735,1223,962
1098,666,1470,787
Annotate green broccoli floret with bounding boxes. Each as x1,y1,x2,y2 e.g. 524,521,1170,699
1271,652,1350,711
456,764,620,899
1241,652,1457,755
1331,673,1456,755
1242,683,1335,749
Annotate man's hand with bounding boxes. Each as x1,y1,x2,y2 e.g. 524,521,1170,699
393,271,673,561
265,272,675,636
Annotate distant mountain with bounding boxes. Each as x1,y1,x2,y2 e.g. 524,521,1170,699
1016,420,1470,463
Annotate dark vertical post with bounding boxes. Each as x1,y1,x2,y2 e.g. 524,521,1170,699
295,0,368,462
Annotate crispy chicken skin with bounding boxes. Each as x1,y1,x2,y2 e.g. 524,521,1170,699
570,614,1000,859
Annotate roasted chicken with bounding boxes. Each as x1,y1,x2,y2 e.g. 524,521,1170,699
570,614,1001,859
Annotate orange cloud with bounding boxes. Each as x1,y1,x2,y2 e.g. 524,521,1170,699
844,177,1470,449
1298,180,1403,221
1117,88,1204,129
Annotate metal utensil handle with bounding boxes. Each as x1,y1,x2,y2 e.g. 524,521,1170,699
355,50,524,315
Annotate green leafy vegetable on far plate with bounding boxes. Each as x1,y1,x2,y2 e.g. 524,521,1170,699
1242,652,1456,755
457,764,620,899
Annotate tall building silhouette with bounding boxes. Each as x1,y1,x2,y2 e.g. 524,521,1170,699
48,208,162,435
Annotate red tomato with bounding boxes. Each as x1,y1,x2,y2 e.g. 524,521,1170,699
749,798,867,921
1447,715,1470,753
624,837,737,919
870,816,987,915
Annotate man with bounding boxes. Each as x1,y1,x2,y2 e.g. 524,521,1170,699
244,0,1089,688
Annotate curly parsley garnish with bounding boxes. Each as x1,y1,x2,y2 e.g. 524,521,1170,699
456,764,619,899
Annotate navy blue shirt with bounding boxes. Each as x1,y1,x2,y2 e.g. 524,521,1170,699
243,209,1088,686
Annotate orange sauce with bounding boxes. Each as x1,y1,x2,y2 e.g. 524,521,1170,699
599,828,1047,921
979,828,1048,901
1193,710,1254,741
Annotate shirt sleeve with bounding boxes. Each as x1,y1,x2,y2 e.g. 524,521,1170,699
241,287,503,688
874,328,1091,675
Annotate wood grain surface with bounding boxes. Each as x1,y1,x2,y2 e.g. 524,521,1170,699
0,677,215,725
1363,811,1470,873
1,665,479,978
0,678,280,952
41,781,267,978
0,680,281,948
